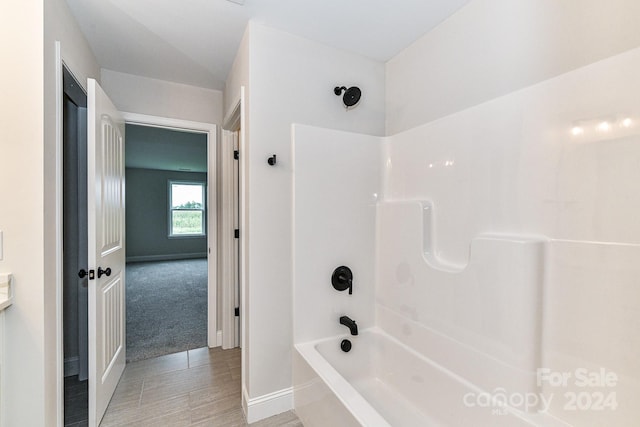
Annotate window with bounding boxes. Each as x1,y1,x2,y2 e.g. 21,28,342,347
169,181,206,237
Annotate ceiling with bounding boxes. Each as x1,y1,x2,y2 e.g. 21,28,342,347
65,0,471,90
125,124,208,173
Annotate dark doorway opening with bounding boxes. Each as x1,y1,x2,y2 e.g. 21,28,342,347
62,65,89,426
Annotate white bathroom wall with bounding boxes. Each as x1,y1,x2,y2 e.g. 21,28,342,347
224,21,385,415
292,125,381,344
223,26,249,116
0,0,101,425
382,44,640,425
0,2,46,425
386,0,640,135
101,69,224,124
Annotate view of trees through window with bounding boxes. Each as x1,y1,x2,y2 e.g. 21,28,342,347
170,182,205,236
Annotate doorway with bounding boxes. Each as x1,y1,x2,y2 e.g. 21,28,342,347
122,112,218,355
124,124,210,362
61,65,89,426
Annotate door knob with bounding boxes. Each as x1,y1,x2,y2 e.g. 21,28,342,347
98,267,111,278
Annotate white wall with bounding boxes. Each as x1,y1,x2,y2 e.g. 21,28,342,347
223,22,385,413
386,0,640,135
0,0,100,425
0,2,46,425
223,26,250,117
292,125,381,344
101,69,224,124
249,23,385,402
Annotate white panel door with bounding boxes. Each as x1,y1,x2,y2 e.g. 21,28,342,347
87,78,126,426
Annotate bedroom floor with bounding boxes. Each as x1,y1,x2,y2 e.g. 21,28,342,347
126,259,208,362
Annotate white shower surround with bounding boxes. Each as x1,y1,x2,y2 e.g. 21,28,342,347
293,46,640,426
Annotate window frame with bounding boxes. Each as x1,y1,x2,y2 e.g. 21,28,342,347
168,180,206,238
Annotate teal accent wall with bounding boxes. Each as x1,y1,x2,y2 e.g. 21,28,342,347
126,168,208,261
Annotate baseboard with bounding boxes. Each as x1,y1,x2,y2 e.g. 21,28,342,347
64,356,79,377
243,386,294,424
243,386,249,420
126,253,207,263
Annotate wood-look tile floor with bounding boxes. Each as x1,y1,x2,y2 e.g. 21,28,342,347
101,347,302,426
64,375,88,426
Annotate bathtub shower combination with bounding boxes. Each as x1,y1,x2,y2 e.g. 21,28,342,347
292,47,640,427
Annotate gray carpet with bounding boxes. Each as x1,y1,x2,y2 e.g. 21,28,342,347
126,259,208,363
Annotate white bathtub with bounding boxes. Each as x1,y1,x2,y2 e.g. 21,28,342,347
294,328,555,427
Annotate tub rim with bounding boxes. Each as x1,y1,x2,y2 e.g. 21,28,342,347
295,329,392,427
294,326,552,427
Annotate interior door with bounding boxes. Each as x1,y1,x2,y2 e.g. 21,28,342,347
87,78,126,426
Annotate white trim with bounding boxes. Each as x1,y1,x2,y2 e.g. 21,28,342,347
216,330,223,347
244,387,294,424
122,112,216,134
238,87,248,414
121,112,218,350
126,253,207,263
221,92,243,350
54,41,64,427
242,386,249,420
206,122,218,349
223,94,242,130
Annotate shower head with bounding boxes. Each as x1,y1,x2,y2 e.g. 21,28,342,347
334,86,361,108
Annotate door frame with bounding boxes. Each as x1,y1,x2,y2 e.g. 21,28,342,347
220,100,241,349
227,88,248,413
123,112,219,349
55,41,65,427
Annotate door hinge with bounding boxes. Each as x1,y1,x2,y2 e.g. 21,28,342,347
234,229,240,239
234,307,240,317
234,150,239,160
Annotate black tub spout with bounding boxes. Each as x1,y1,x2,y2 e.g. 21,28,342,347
339,316,358,336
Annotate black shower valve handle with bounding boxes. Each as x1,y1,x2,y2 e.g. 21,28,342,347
332,266,353,295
